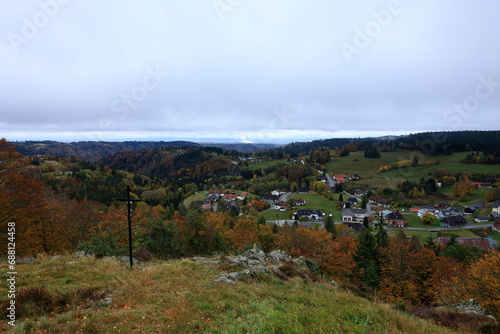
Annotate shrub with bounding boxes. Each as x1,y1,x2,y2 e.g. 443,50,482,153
14,286,56,317
411,306,500,333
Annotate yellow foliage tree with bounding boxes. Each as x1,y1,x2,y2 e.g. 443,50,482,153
465,251,500,318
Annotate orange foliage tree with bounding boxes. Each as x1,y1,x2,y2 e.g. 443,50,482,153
379,232,436,305
0,139,46,255
430,256,467,305
464,251,500,318
273,225,356,279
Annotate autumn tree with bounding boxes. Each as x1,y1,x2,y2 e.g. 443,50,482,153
485,188,500,202
431,256,467,305
379,231,436,305
452,176,474,200
0,139,46,255
464,251,500,319
421,213,436,225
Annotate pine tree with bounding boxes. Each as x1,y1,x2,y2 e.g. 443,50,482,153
362,216,370,229
353,229,380,289
324,215,336,236
375,213,388,249
424,235,439,255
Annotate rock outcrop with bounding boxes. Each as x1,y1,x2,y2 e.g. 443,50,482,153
212,248,318,284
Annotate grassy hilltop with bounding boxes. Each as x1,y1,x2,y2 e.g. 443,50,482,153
0,255,465,334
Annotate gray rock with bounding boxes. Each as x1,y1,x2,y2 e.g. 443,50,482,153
266,250,291,264
215,269,251,284
293,256,309,268
452,298,488,316
241,248,266,262
216,249,316,284
102,297,112,306
117,256,140,264
21,257,36,264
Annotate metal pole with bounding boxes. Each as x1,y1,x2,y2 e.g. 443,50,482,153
118,185,139,269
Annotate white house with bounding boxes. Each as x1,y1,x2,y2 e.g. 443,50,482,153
492,202,500,214
271,189,286,197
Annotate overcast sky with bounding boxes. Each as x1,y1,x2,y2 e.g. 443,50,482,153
1,0,499,143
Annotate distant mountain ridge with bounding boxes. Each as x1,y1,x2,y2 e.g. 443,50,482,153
10,130,500,163
10,140,279,162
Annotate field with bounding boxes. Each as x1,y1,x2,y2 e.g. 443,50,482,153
261,192,339,221
183,191,209,207
246,159,292,171
326,151,500,190
0,255,461,333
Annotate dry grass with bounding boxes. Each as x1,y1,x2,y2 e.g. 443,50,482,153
0,255,472,333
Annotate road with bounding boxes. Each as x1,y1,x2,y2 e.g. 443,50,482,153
279,192,292,202
325,173,336,188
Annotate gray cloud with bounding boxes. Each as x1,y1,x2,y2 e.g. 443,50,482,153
1,0,499,143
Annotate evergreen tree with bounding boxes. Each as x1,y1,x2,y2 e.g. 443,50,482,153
424,235,439,255
338,193,344,202
272,223,279,234
353,229,380,289
362,216,370,229
360,195,368,209
258,215,267,225
324,215,336,236
375,213,389,249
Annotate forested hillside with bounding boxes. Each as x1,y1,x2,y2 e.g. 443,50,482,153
11,140,278,162
262,131,500,162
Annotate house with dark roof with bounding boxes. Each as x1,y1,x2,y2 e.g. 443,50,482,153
342,208,368,222
490,213,500,221
352,188,365,196
472,201,485,209
344,222,364,231
437,207,462,219
492,201,500,214
440,215,467,227
295,209,324,221
347,197,358,204
317,175,328,182
261,194,279,204
298,187,311,194
474,216,490,223
369,196,389,206
386,211,408,227
464,206,476,214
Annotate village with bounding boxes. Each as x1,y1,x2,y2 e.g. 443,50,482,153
192,171,500,253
